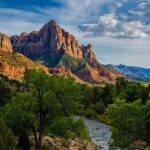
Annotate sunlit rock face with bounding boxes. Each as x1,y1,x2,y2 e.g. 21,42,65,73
0,32,12,53
10,20,97,62
10,20,123,84
0,33,49,79
0,51,49,79
10,20,83,59
81,44,97,63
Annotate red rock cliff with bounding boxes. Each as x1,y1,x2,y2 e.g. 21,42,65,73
81,44,97,63
0,32,49,79
10,20,123,84
11,20,84,59
0,32,12,53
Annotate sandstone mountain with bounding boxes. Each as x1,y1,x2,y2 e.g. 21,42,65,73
0,32,48,79
37,20,83,59
10,20,95,63
10,20,122,84
0,51,49,79
0,32,87,83
0,32,12,53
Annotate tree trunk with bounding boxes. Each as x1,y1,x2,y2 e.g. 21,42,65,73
32,127,38,150
17,134,30,150
35,88,45,150
35,140,42,150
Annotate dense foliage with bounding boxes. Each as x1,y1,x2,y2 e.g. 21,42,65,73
0,71,88,150
108,99,150,149
77,77,150,149
77,78,150,121
0,116,16,150
49,117,89,139
0,72,149,150
0,76,12,107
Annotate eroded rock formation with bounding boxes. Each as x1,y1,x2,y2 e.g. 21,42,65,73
0,32,49,79
11,20,84,59
0,32,12,53
10,20,123,84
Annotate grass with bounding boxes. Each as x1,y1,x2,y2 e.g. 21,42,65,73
77,108,110,125
96,114,110,125
0,51,45,68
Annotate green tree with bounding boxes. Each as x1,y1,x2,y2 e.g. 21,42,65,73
124,82,142,102
145,99,150,143
115,77,127,94
50,117,89,139
3,93,35,150
102,84,116,106
108,99,146,150
0,79,12,107
0,117,16,150
4,70,83,150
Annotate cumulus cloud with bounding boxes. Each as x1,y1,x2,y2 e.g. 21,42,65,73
116,2,123,8
129,0,150,23
79,13,150,39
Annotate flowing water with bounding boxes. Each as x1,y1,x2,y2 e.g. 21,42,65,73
84,118,111,150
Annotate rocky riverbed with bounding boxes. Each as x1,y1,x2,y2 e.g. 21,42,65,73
84,118,111,150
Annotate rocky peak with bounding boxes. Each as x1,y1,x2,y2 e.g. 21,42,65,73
0,32,12,53
38,20,64,55
9,20,123,84
11,20,83,59
81,44,97,63
20,32,28,37
10,20,97,62
38,20,83,58
48,20,58,26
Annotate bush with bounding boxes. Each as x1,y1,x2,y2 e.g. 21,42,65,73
0,80,12,107
84,108,97,118
49,117,89,139
94,102,106,114
108,99,146,149
0,117,16,150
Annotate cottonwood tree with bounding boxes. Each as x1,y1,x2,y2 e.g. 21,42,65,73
0,117,16,150
4,70,82,150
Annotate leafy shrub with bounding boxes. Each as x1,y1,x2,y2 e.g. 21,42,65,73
49,117,89,139
84,108,97,118
0,79,12,107
0,117,16,150
108,99,147,149
94,102,106,114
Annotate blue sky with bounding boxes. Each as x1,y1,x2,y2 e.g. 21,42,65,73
0,0,150,68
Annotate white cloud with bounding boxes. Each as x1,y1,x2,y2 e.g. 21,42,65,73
129,0,150,23
81,35,150,67
79,13,150,39
116,2,123,8
34,0,115,26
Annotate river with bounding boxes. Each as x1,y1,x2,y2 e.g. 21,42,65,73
84,118,111,150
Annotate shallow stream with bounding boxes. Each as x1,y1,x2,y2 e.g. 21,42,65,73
84,118,111,150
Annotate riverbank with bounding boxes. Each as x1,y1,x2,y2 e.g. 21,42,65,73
30,136,100,150
96,114,110,125
78,112,110,125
